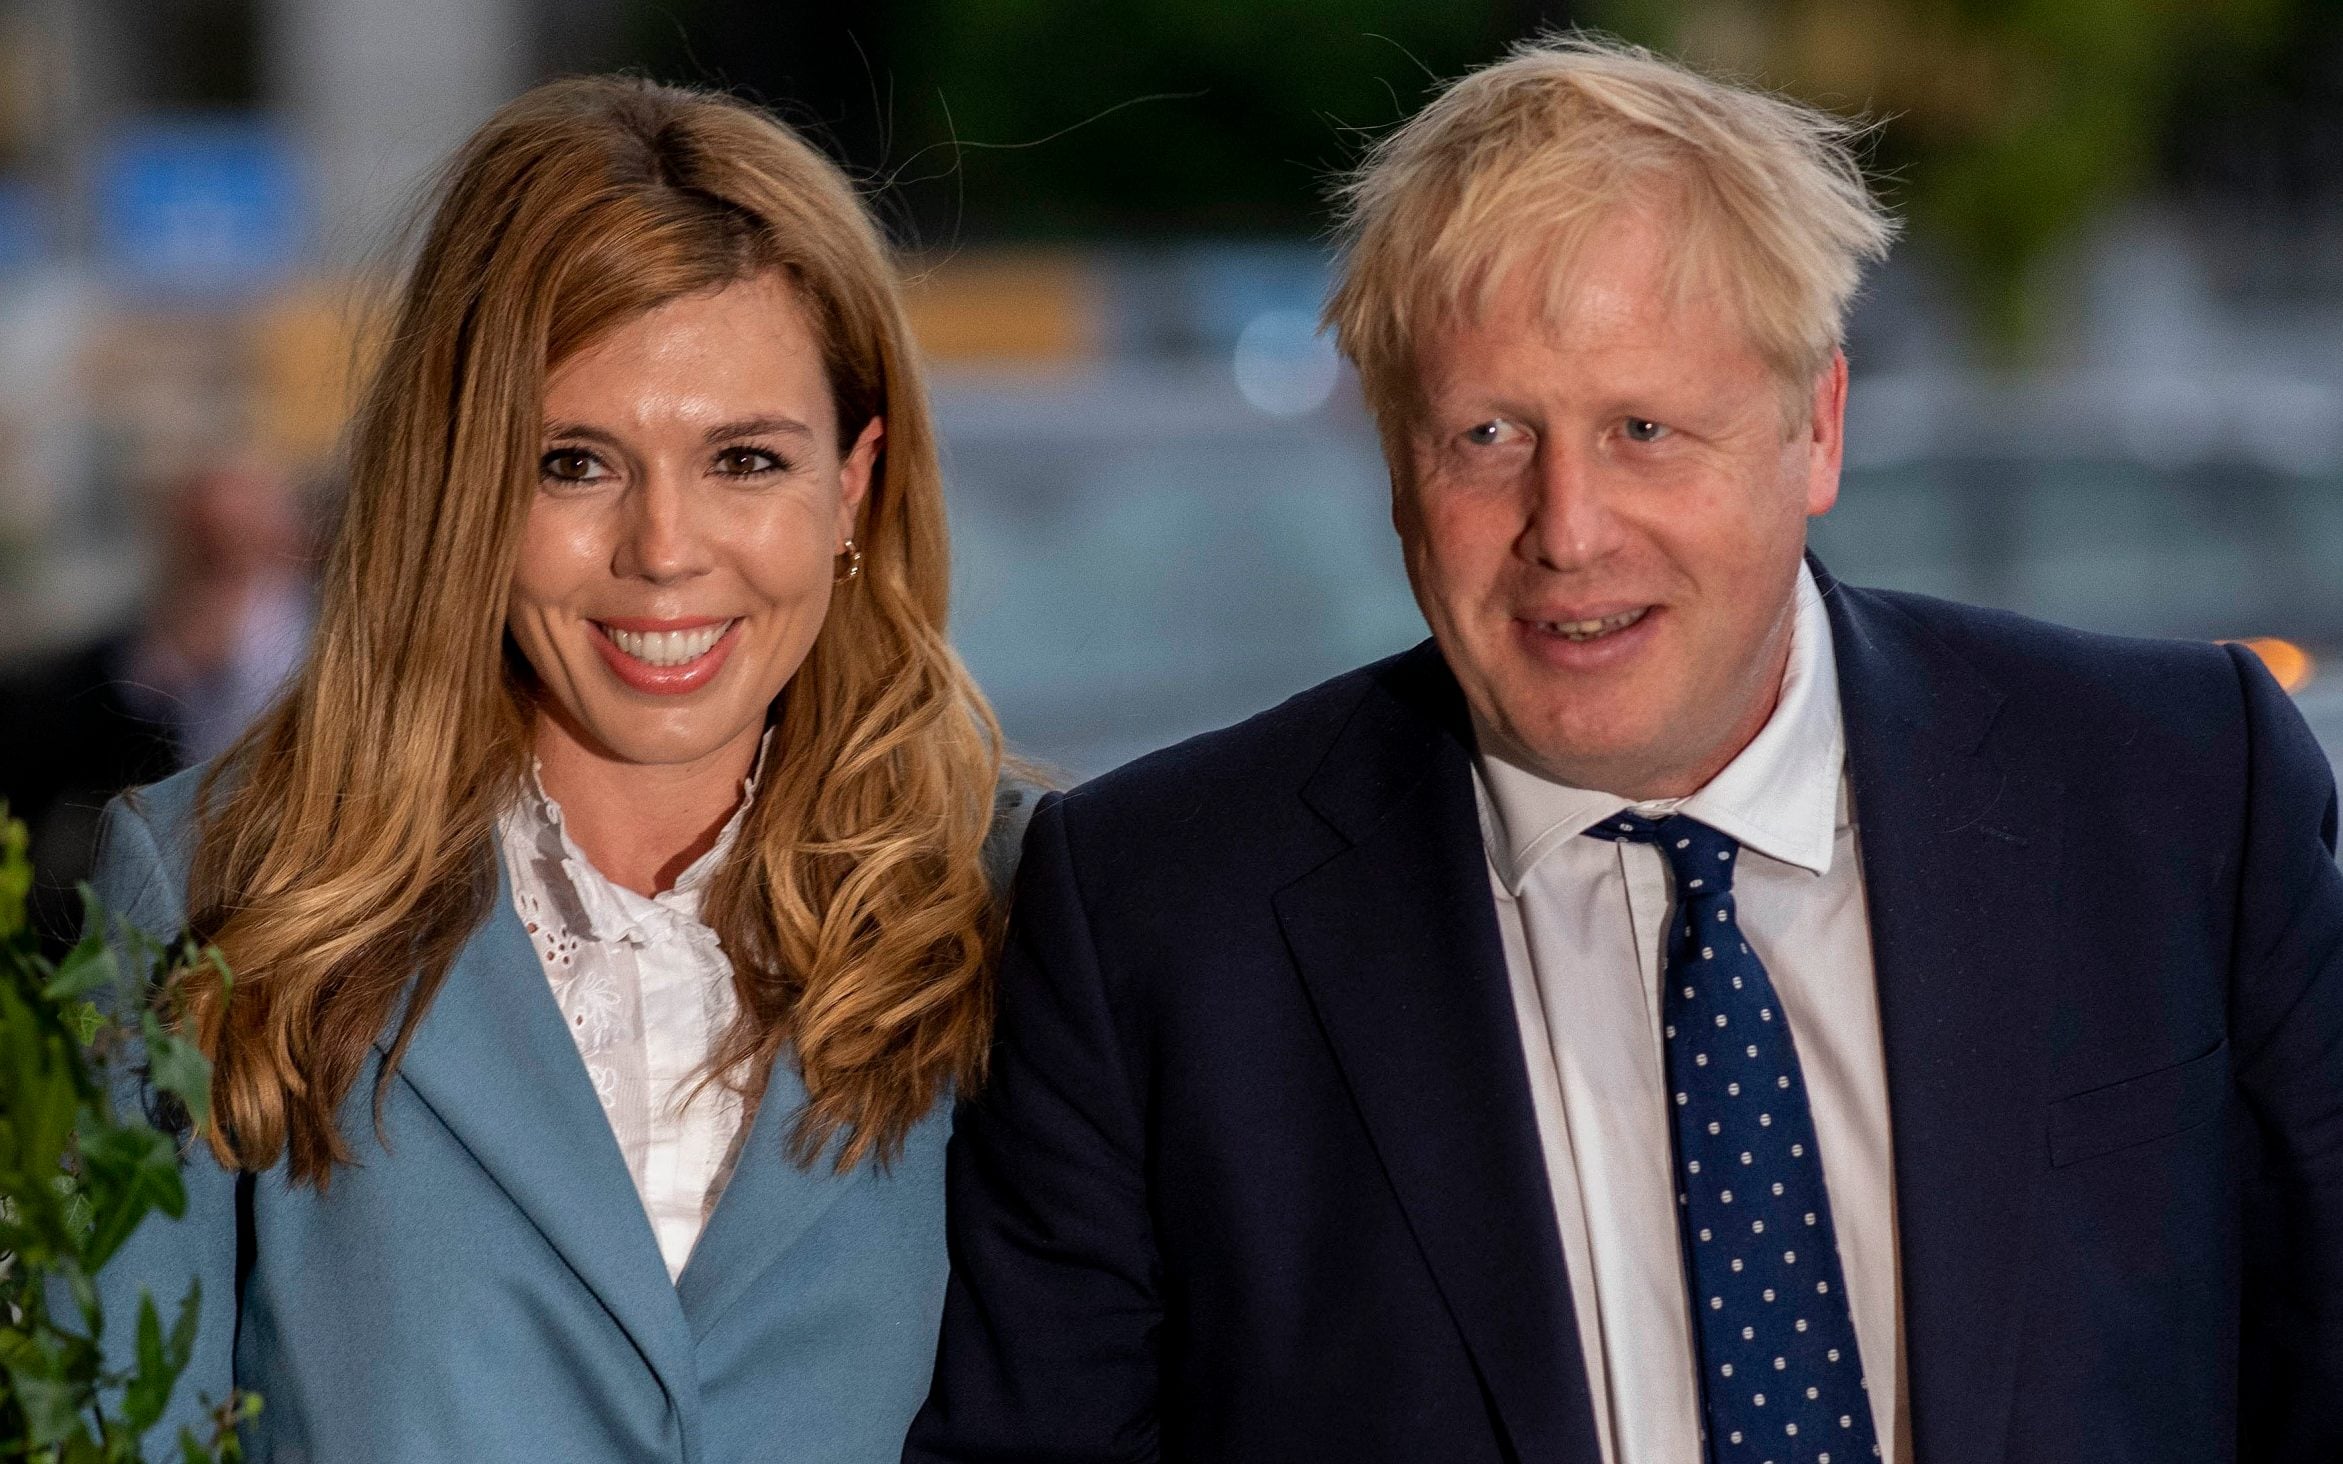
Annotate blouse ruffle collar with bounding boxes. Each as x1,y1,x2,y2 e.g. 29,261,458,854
504,732,770,949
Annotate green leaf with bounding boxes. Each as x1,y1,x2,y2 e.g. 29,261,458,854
165,1279,202,1372
63,1259,102,1334
122,1293,169,1427
0,809,31,940
2,813,244,1461
69,997,107,1047
117,1291,180,1434
45,900,119,1004
4,1359,94,1448
76,1124,187,1271
138,1019,212,1136
0,1326,41,1372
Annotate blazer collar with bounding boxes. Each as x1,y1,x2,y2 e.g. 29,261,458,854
376,859,705,1458
1280,641,1606,1464
1819,558,2062,1463
674,1057,879,1339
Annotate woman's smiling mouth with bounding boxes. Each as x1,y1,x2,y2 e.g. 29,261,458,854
589,617,742,693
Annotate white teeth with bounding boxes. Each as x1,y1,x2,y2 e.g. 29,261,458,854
1543,607,1649,642
604,621,731,667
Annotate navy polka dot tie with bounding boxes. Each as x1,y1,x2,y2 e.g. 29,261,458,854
1585,812,1879,1464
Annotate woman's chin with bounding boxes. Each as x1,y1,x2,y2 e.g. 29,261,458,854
552,700,770,774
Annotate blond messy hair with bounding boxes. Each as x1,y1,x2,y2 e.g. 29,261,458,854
1326,32,1898,425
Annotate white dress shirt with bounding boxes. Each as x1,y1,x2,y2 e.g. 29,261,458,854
1474,565,1911,1464
497,757,761,1281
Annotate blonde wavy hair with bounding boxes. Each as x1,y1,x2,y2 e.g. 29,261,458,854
180,76,1005,1185
1326,32,1898,426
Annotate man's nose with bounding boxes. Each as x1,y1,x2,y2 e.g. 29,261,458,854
1522,441,1627,572
613,468,713,584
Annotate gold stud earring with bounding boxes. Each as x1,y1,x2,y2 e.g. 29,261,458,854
834,538,862,583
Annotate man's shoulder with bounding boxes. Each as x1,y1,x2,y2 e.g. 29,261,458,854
1845,582,2239,713
1050,644,1433,854
1834,581,2261,785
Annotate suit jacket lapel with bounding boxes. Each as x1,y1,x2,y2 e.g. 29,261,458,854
1822,568,2061,1464
378,862,703,1453
1275,643,1603,1464
674,1055,862,1337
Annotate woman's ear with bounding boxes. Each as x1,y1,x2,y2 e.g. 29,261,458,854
838,416,884,544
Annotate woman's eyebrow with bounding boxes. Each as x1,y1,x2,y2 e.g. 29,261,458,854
539,417,818,446
703,415,815,444
541,421,624,448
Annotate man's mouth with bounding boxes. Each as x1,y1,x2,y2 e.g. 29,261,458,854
595,619,736,667
1534,607,1650,642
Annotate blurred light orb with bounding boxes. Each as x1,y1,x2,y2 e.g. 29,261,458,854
2231,636,2316,693
1233,309,1340,418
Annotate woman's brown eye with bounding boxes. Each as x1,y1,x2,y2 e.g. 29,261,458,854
541,450,596,481
718,447,780,475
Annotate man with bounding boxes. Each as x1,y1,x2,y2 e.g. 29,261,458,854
908,37,2343,1464
0,453,310,949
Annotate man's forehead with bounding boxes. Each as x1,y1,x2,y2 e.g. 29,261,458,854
1418,268,1749,386
1423,199,1741,343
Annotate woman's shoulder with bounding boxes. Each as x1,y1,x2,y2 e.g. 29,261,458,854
92,761,217,940
980,771,1046,900
119,762,213,840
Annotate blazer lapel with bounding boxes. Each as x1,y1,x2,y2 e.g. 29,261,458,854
1275,643,1603,1464
378,862,703,1453
1822,568,2062,1464
673,1055,859,1337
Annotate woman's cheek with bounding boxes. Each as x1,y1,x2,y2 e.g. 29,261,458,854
733,497,842,608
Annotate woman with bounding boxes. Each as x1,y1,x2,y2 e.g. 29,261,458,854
93,76,1026,1462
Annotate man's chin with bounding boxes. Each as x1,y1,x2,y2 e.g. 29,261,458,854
1478,715,1657,793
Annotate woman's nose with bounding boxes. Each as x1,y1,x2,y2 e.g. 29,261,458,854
612,468,713,584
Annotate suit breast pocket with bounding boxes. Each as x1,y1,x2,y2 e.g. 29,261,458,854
2046,1038,2229,1168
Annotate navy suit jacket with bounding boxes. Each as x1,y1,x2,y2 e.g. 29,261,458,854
909,569,2343,1463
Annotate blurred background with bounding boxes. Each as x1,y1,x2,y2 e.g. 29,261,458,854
1,0,2340,920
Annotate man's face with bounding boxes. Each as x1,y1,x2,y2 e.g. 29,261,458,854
1395,202,1846,799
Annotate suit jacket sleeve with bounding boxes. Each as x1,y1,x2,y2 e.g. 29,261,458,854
87,792,243,1449
2226,644,2343,1461
906,790,1162,1463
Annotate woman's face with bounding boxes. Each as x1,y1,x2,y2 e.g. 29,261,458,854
508,271,879,775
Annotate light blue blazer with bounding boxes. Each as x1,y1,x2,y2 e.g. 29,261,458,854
91,764,1031,1463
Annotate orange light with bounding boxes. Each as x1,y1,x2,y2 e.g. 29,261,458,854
2231,637,2316,694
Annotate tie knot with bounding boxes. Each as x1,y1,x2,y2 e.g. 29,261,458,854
1585,811,1740,888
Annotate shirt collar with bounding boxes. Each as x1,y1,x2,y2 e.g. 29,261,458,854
1474,562,1845,893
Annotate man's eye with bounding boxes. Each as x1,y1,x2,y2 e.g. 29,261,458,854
1622,417,1669,444
715,447,784,477
539,449,604,483
1463,420,1519,448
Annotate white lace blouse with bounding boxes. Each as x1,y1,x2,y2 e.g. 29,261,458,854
495,759,761,1281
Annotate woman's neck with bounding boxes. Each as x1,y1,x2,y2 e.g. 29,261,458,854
529,714,763,897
